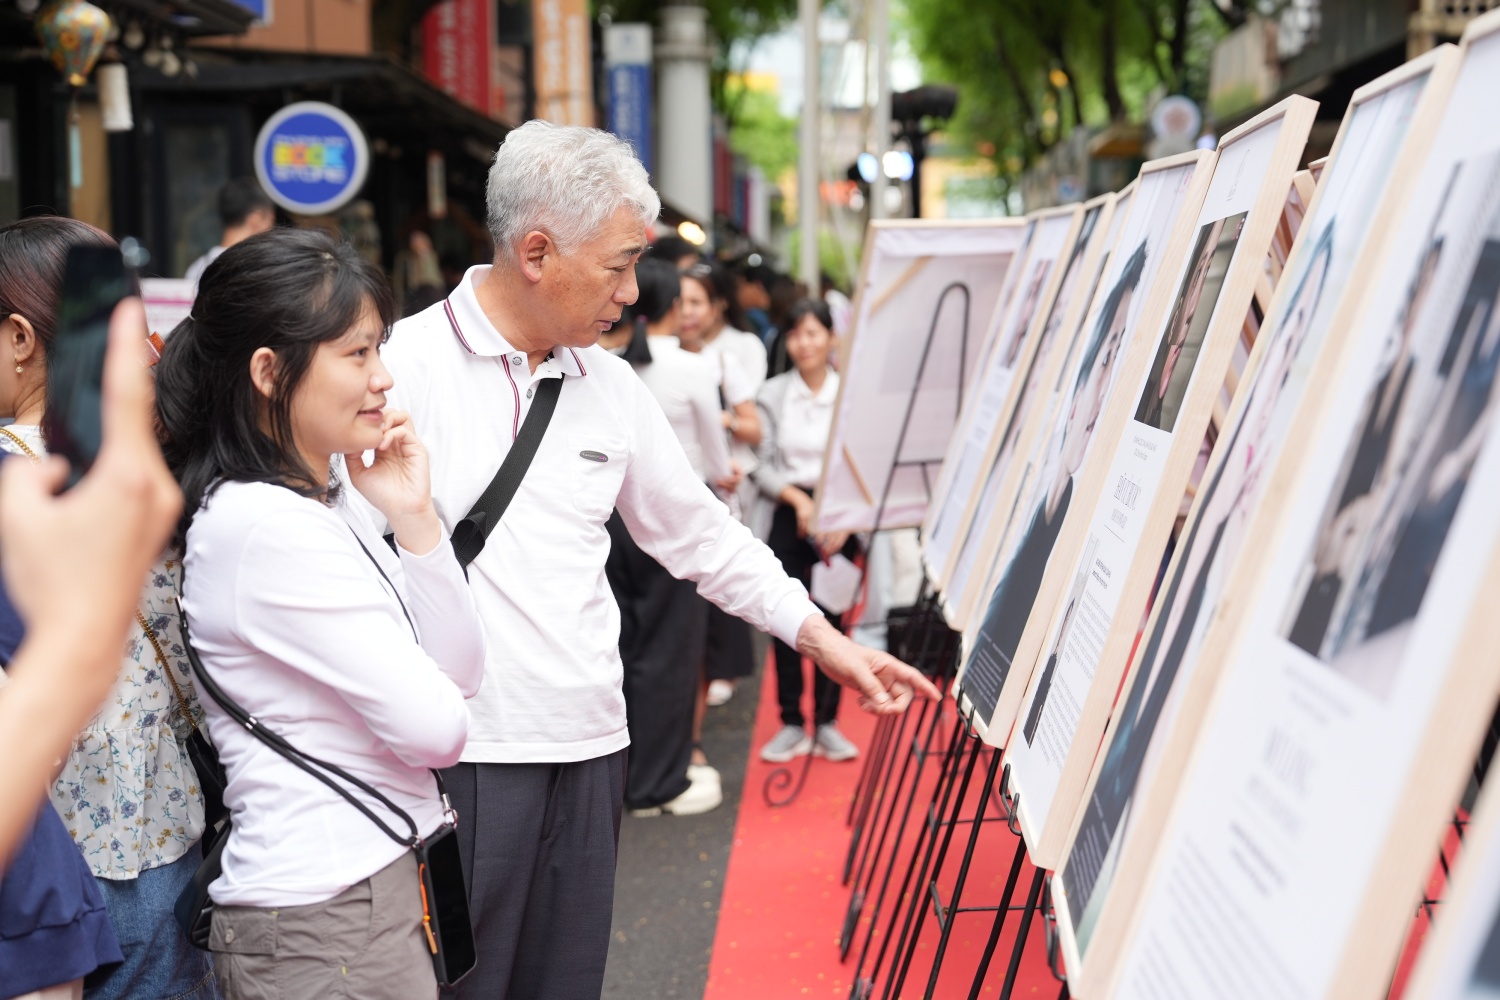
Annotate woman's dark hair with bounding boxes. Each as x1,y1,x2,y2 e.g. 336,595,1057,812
0,217,117,442
619,256,682,365
785,297,833,335
156,227,395,542
1076,240,1148,391
0,216,116,357
683,260,748,331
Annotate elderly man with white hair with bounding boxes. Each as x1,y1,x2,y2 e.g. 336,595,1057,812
376,120,937,999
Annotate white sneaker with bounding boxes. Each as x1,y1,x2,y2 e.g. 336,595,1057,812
630,767,723,817
814,723,859,762
760,724,813,763
707,679,736,706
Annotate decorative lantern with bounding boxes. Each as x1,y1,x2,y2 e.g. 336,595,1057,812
34,0,111,88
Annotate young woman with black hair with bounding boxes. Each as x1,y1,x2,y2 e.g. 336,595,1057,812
752,298,859,764
155,228,485,999
598,257,730,816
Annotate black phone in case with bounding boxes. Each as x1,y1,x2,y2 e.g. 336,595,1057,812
45,245,136,486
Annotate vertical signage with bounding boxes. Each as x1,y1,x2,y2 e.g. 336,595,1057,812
422,0,497,118
533,0,594,126
605,24,652,173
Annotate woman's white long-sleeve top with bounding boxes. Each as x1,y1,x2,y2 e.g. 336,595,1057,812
181,479,486,907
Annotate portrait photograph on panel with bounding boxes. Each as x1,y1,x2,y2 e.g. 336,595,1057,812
1135,211,1247,432
1282,153,1500,700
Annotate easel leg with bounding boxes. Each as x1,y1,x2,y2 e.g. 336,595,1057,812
887,724,984,999
859,711,968,1000
998,867,1047,1000
922,745,1005,998
848,674,955,986
965,837,1028,1000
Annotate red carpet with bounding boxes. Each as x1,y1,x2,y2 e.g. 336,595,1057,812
707,661,1059,998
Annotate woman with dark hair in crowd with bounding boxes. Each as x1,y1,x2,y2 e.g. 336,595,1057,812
752,298,859,764
598,256,731,816
155,228,485,999
0,215,213,1000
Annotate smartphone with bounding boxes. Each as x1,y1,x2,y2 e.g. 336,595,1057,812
45,245,135,486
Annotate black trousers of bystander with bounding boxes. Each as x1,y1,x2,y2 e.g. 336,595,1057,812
439,750,627,1000
605,510,710,808
767,500,844,729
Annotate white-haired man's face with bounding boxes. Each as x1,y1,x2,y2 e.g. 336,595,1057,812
514,205,647,348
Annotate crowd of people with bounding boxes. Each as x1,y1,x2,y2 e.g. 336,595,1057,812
0,121,937,1000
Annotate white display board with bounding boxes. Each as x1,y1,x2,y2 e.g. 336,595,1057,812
938,188,1135,629
1004,98,1316,868
1053,49,1452,996
813,220,1028,533
1111,20,1500,997
950,151,1217,744
922,204,1092,589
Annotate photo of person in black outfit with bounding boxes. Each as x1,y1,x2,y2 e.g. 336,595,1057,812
961,241,1149,722
1135,212,1246,432
1285,236,1441,660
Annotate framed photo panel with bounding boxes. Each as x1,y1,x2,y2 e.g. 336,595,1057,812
1001,95,1318,868
922,204,1090,587
1051,47,1460,998
1102,19,1500,997
811,218,1028,533
946,150,1218,743
934,185,1135,630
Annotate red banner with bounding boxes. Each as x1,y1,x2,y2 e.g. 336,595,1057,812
422,0,496,117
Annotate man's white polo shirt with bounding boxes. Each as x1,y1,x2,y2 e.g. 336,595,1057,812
377,266,820,763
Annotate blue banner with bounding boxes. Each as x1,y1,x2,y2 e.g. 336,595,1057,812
608,63,652,176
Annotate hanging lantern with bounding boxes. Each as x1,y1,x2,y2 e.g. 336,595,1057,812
34,0,111,88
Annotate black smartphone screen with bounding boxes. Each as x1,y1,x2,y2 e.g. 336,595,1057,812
421,823,477,985
45,245,132,486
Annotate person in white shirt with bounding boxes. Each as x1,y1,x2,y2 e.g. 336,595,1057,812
678,261,767,715
372,120,938,1000
751,299,859,764
182,178,274,289
597,257,731,816
155,229,486,1000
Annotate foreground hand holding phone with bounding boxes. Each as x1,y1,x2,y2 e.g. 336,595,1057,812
0,298,181,868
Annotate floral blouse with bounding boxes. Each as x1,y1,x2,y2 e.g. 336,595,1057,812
0,424,207,879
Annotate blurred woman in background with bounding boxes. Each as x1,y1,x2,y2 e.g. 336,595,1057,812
752,299,858,764
599,257,731,816
0,216,216,1000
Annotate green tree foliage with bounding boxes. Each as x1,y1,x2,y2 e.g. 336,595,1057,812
903,0,1260,182
724,79,800,181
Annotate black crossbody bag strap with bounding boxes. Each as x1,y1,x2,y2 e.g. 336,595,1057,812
449,374,564,569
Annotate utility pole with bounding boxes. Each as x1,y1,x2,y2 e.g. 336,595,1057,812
867,0,891,219
798,0,821,289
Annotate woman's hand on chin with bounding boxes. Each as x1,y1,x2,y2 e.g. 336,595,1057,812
346,409,444,555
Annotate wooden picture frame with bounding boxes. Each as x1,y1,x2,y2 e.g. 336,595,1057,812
920,203,1090,589
1093,21,1500,994
945,149,1218,743
1051,47,1460,996
998,95,1318,869
810,218,1029,534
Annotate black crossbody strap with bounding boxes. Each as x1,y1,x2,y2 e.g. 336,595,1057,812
179,620,422,847
450,374,563,569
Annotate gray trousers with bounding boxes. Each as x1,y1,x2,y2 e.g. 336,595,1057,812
210,852,436,1000
439,752,627,1000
